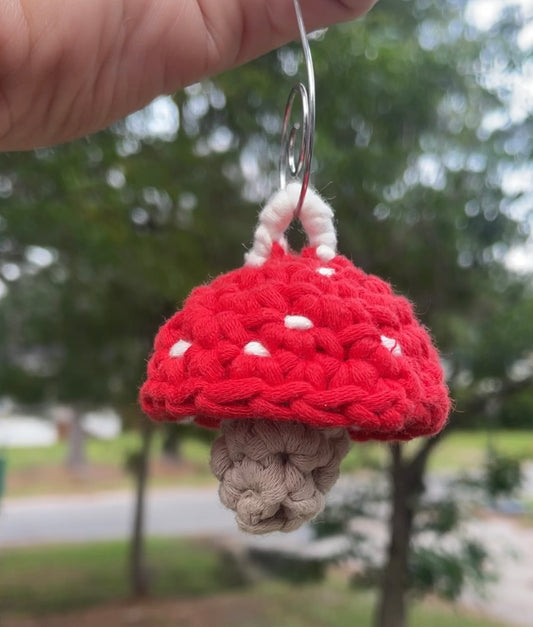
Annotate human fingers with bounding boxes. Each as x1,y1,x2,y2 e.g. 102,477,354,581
0,0,377,151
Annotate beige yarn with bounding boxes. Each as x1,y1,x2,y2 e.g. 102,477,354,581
210,419,350,534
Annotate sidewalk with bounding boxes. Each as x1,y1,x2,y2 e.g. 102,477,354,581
2,486,533,626
0,486,235,546
461,516,533,627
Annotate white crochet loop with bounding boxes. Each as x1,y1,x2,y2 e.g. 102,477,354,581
284,315,314,330
244,182,337,267
244,341,271,357
169,339,192,357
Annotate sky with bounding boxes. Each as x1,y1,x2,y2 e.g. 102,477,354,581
467,0,533,272
467,0,533,32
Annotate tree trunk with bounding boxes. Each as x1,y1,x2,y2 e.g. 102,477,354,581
372,379,532,626
374,444,414,627
161,424,183,463
374,438,439,627
66,409,87,471
129,419,154,598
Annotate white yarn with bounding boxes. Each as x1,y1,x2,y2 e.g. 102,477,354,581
244,341,271,357
284,315,314,330
316,244,336,262
380,335,402,356
169,339,192,357
245,182,337,267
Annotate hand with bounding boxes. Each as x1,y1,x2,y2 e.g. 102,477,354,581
0,0,377,151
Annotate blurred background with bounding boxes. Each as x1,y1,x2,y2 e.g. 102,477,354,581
1,0,532,625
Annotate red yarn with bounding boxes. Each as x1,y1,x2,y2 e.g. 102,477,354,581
140,244,450,441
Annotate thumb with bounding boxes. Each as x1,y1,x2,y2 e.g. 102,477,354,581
0,0,378,151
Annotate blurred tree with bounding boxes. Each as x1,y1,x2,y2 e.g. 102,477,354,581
314,474,495,606
0,0,531,621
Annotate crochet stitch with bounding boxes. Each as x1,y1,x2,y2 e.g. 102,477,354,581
140,184,450,532
141,184,449,442
210,419,350,533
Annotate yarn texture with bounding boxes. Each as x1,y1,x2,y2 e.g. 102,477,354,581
140,184,450,442
210,419,350,533
141,184,451,533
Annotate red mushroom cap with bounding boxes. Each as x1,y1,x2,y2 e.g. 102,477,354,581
140,186,450,441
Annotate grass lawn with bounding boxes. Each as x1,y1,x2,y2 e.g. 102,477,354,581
0,539,510,626
341,429,533,474
2,430,208,472
2,431,216,497
427,429,533,471
0,538,243,613
3,429,532,498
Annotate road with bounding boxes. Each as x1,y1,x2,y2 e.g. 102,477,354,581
2,465,532,547
461,517,533,627
1,478,533,626
0,487,237,546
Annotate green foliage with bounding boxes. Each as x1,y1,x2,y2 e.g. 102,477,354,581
1,0,531,421
0,0,531,616
0,541,510,626
420,499,460,535
497,388,533,429
484,449,523,499
314,481,388,539
314,472,497,602
410,540,490,601
248,548,327,583
0,538,246,614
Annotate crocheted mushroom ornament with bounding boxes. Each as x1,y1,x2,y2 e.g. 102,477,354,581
140,183,450,534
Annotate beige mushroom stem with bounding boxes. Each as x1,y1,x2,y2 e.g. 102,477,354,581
210,419,350,534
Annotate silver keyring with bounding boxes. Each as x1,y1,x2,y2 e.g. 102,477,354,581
279,0,316,219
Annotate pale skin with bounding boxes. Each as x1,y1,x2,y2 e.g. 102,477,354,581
0,0,377,151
